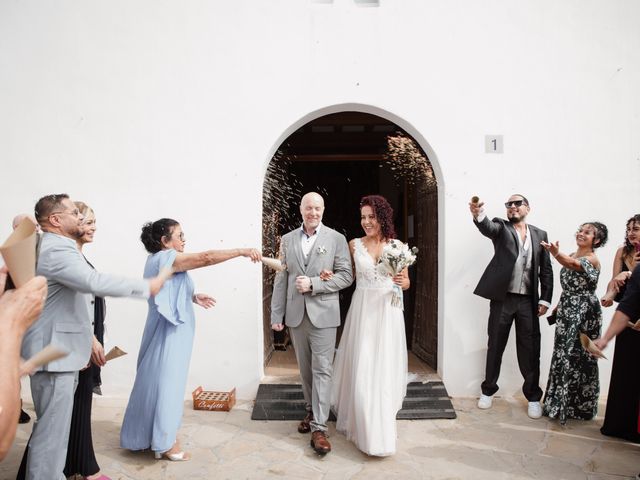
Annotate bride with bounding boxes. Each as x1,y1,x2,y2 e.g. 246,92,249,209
331,195,410,456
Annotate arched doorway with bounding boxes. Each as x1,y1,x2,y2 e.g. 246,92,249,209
262,111,438,373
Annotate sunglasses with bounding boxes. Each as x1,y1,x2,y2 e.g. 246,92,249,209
504,200,527,208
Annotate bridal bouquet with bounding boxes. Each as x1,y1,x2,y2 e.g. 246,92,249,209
376,239,418,310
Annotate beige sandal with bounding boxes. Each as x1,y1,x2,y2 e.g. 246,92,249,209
154,449,191,461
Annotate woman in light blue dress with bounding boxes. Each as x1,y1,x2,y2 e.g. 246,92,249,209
120,218,260,461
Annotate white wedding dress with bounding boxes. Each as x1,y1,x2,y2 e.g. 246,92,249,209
331,238,408,456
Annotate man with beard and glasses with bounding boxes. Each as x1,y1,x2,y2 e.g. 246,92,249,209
18,194,170,480
469,194,553,419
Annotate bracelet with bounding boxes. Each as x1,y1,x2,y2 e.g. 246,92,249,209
553,252,559,258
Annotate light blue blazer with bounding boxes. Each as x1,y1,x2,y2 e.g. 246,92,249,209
21,232,149,372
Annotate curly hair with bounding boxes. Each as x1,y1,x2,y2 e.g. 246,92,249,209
580,221,608,249
622,214,640,263
359,195,396,240
140,218,179,254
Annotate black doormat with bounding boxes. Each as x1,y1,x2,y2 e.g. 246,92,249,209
251,381,456,421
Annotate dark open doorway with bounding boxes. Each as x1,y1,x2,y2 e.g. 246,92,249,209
262,112,438,370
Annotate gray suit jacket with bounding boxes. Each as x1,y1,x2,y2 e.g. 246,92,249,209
473,216,553,306
21,232,149,372
271,225,353,329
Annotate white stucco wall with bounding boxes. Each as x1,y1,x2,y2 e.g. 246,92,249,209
2,0,639,400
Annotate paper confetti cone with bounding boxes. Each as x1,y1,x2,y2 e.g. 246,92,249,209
0,217,37,287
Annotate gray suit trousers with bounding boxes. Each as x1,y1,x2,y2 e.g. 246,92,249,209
26,371,78,480
289,311,336,432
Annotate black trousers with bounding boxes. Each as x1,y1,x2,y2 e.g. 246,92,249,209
63,364,100,476
481,293,543,401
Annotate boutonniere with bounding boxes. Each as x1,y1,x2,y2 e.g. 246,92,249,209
317,245,327,255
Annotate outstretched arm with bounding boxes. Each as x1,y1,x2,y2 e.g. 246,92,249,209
540,240,598,272
173,248,261,272
473,215,504,240
594,310,633,351
595,264,640,350
470,199,505,240
41,241,166,298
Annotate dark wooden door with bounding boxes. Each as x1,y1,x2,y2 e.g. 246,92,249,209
410,186,438,368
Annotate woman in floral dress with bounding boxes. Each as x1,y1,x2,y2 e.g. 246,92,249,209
541,222,608,425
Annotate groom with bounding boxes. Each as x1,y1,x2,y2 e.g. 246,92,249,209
271,192,353,455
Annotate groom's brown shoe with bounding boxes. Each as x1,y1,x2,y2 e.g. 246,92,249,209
310,431,331,455
298,412,313,434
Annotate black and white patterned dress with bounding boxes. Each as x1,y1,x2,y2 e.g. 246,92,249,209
543,257,601,424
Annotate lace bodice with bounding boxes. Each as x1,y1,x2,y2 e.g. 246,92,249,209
354,238,394,290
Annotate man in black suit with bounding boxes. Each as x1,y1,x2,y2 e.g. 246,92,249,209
470,194,553,419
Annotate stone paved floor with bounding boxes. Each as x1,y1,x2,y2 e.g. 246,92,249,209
2,395,638,480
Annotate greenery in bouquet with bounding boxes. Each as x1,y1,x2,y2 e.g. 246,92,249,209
376,239,418,277
376,239,418,309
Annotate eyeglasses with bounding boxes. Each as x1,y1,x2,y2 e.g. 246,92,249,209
49,209,81,218
504,200,526,208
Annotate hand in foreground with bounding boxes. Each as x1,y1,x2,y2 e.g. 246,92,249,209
91,336,106,367
540,240,559,258
295,276,312,293
0,267,48,336
194,293,216,309
537,304,548,317
148,267,173,296
241,248,262,263
272,323,285,332
19,360,37,377
319,269,334,281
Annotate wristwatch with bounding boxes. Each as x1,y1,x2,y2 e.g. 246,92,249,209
309,281,313,292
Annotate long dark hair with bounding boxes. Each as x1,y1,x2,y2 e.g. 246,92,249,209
622,214,640,264
140,218,179,253
359,195,396,240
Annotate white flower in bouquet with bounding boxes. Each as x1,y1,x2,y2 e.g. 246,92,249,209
376,239,418,309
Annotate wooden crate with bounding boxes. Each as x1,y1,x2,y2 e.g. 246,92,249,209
192,386,236,411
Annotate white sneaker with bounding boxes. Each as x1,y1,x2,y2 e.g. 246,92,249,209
528,401,542,419
477,394,493,409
